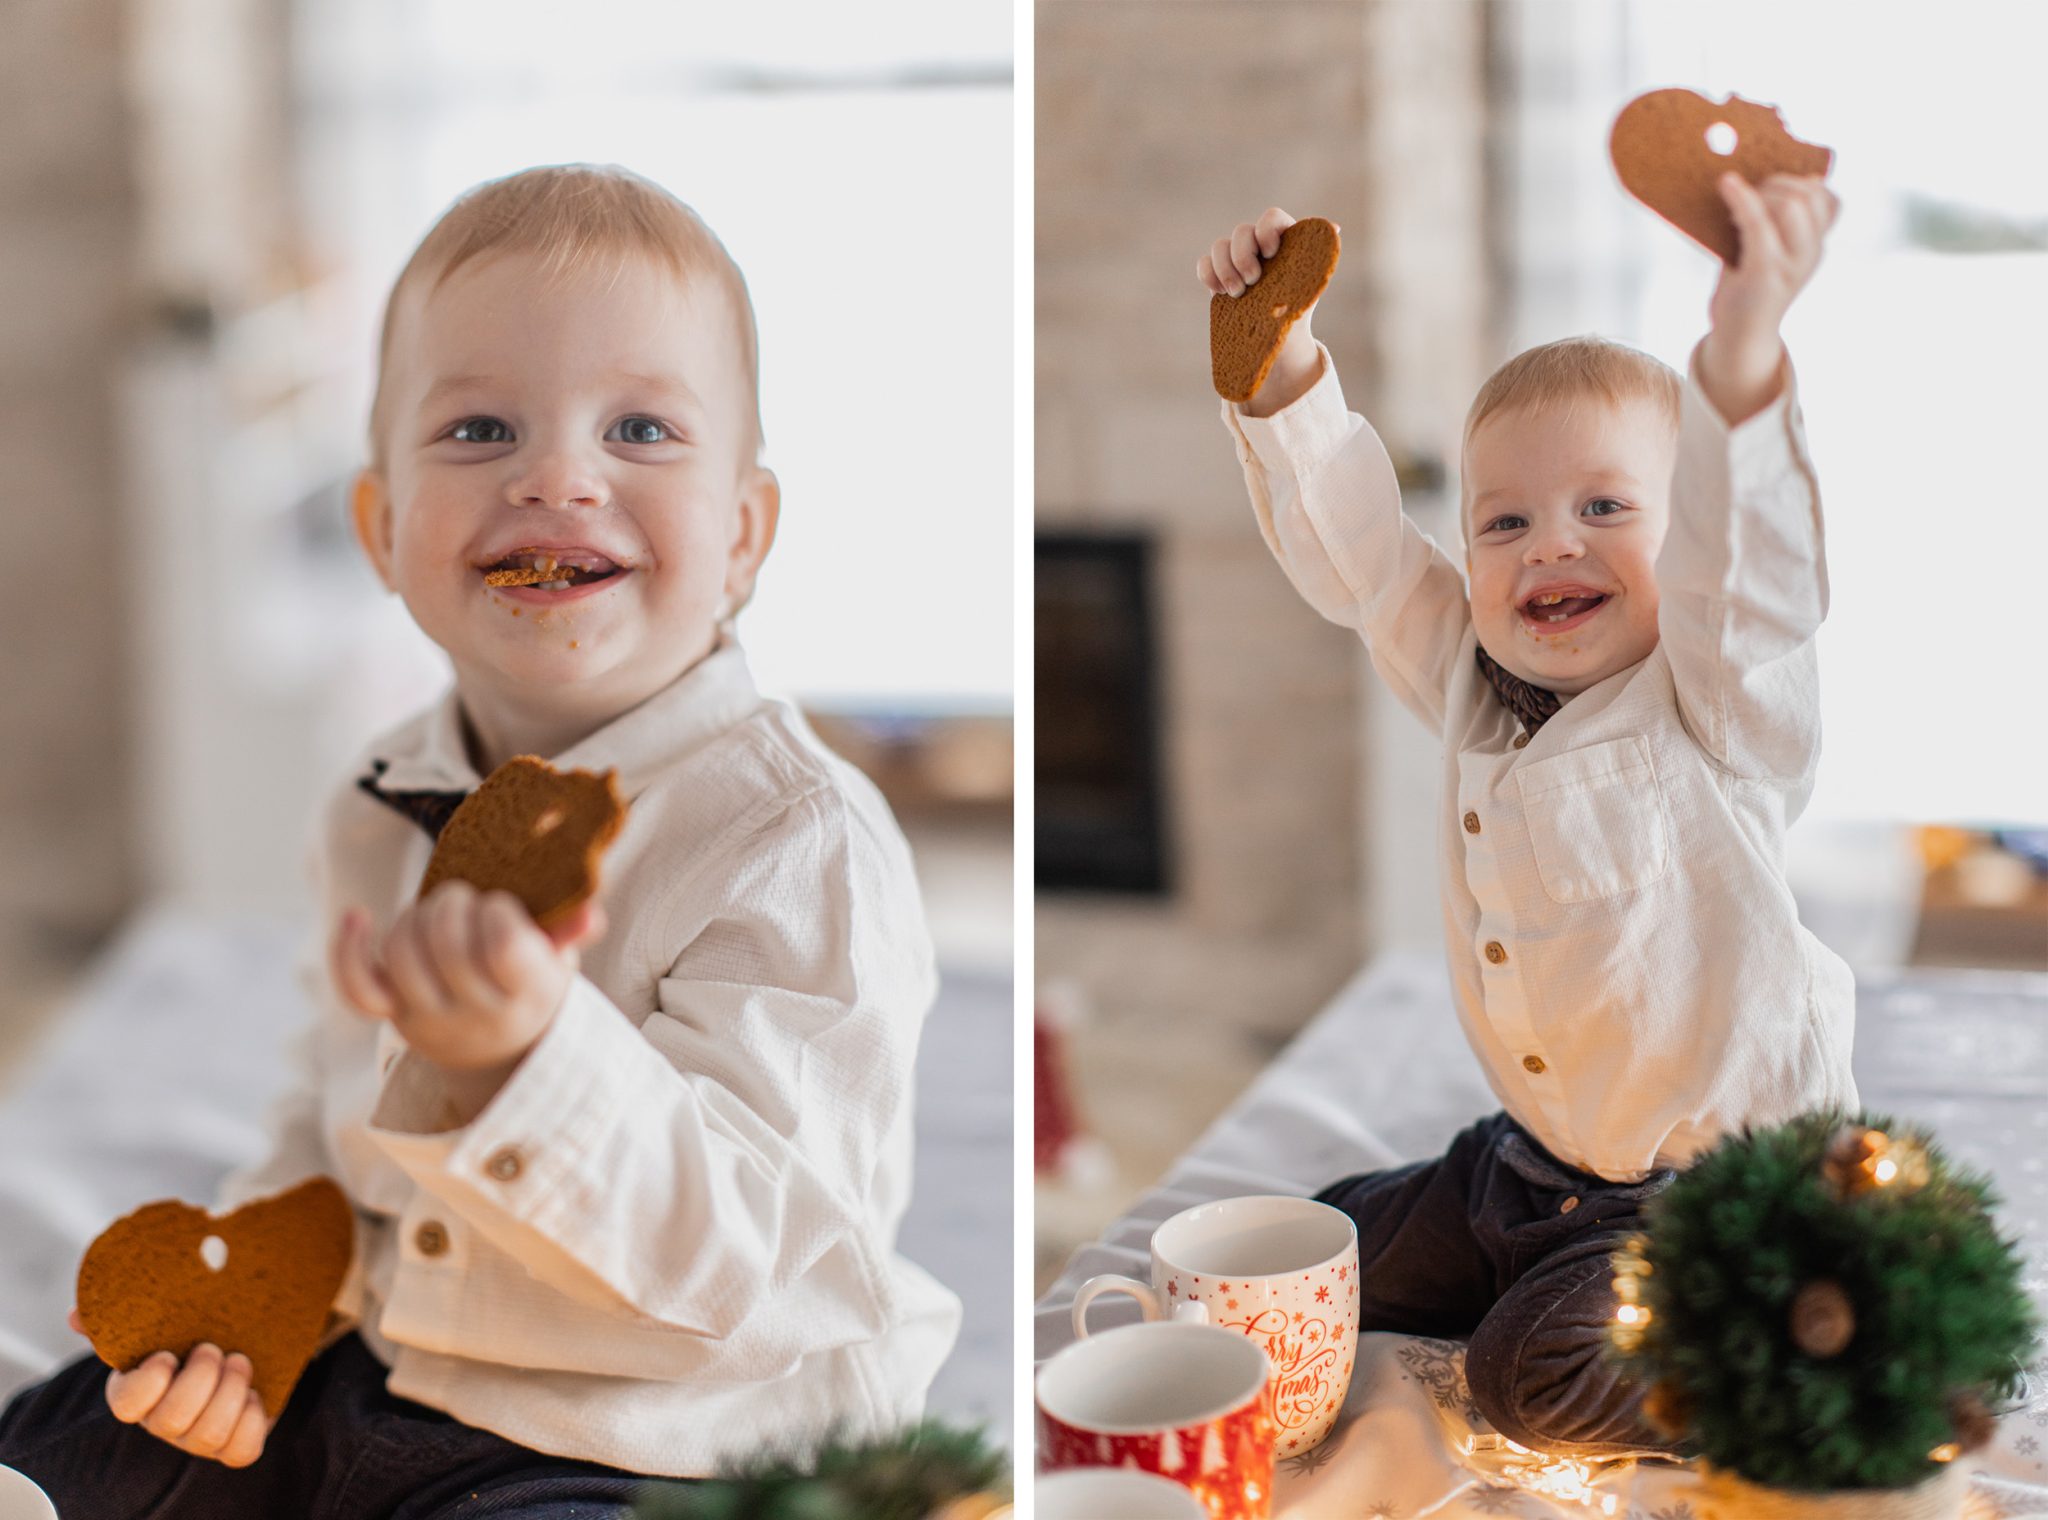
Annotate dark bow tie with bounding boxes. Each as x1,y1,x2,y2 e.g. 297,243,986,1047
1475,645,1563,738
358,759,469,841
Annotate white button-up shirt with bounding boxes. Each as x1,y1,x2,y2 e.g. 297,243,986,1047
216,643,962,1476
1222,346,1857,1181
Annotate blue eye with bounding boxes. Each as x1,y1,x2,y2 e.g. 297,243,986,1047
450,417,511,444
1485,514,1526,533
612,417,670,445
1583,497,1625,517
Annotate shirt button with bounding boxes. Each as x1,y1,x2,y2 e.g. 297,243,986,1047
1462,811,1481,834
1513,733,1531,749
1484,941,1508,965
414,1220,449,1257
1523,1054,1547,1074
1559,1195,1579,1214
485,1146,524,1183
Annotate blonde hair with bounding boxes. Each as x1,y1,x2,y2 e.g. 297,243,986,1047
1465,334,1680,447
365,164,761,473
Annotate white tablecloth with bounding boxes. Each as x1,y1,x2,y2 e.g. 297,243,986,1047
1036,951,2048,1517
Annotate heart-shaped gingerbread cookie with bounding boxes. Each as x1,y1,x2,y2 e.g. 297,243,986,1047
76,1176,353,1418
418,755,626,930
1610,89,1833,264
1210,216,1341,403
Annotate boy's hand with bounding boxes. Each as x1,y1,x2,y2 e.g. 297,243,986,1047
1699,171,1839,426
1198,207,1327,416
67,1311,272,1467
331,883,606,1114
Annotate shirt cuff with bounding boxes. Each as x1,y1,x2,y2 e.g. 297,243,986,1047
1220,342,1354,474
364,976,660,1233
1682,339,1809,499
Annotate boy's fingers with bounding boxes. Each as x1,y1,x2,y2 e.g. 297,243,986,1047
545,901,606,953
1209,237,1243,296
105,1353,176,1423
425,884,496,1005
333,911,397,1022
1229,222,1263,285
1719,172,1783,269
143,1343,222,1440
1196,254,1222,294
218,1393,270,1469
479,891,544,991
384,911,454,1017
181,1352,252,1453
1254,206,1295,256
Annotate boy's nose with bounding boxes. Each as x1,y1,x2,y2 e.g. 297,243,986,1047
508,451,607,510
1523,525,1585,564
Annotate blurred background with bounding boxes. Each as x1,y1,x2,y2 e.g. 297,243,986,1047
1035,0,2048,1292
0,0,1012,1433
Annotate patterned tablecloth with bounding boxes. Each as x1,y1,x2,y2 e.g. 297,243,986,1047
1035,951,2048,1518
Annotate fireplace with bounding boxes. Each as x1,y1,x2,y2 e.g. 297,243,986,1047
1035,532,1170,895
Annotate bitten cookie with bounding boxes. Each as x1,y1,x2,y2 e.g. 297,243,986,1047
1210,216,1341,404
418,755,626,930
1609,88,1833,263
76,1177,353,1419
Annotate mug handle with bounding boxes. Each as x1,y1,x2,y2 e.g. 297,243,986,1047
1071,1275,1213,1338
1070,1274,1162,1338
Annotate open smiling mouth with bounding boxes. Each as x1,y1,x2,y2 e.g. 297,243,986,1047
1519,590,1609,632
479,551,628,597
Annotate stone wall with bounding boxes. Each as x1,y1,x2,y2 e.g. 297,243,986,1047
1035,0,1493,1041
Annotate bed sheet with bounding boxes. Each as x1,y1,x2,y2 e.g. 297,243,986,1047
1035,951,2048,1517
0,905,1011,1442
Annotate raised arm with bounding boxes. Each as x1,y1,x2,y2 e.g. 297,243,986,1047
1660,174,1839,796
1204,208,1473,732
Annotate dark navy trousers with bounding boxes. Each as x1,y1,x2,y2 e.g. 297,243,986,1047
1314,1109,1683,1455
0,1332,691,1518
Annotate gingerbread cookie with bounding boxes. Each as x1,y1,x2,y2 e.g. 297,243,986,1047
418,755,626,930
76,1177,353,1418
1609,88,1833,263
483,564,557,588
1210,216,1341,403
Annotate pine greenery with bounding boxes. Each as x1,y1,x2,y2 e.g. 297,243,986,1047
1617,1110,2037,1492
627,1421,1008,1520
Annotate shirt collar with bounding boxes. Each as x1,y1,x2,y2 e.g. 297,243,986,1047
368,641,762,801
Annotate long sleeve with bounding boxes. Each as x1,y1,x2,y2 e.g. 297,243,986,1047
360,777,933,1356
1222,344,1474,733
1658,345,1828,802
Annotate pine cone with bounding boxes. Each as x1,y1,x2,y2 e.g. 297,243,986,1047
1788,1278,1856,1359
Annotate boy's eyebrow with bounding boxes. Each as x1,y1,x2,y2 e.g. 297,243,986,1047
418,372,705,409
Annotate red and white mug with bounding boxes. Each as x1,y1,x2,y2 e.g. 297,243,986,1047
1037,1320,1276,1520
1072,1194,1359,1456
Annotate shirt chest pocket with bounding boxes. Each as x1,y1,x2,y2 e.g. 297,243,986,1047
1514,736,1671,905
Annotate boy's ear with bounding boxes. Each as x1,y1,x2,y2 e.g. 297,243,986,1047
721,466,781,612
350,470,397,592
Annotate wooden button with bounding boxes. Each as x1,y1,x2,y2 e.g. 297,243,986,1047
1513,733,1531,749
1484,941,1507,965
485,1147,524,1183
1522,1054,1547,1075
1462,811,1481,834
1559,1195,1579,1214
414,1220,449,1257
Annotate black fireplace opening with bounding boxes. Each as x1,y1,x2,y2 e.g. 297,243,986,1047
1035,531,1170,895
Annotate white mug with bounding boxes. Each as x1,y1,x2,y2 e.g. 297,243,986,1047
1037,1467,1208,1519
0,1466,56,1520
1072,1194,1359,1455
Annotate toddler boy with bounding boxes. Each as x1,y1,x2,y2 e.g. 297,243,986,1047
0,164,961,1515
1199,172,1851,1453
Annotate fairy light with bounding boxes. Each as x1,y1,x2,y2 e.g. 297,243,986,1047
1930,1443,1960,1464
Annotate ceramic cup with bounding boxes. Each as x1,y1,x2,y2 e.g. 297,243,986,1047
1036,1466,1209,1519
1037,1320,1276,1520
0,1466,56,1520
1072,1194,1359,1456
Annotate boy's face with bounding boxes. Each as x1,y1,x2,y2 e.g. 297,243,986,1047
352,249,776,715
1463,396,1673,696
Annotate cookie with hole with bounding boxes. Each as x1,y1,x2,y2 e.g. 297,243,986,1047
74,1177,353,1419
1609,88,1833,263
417,755,627,931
